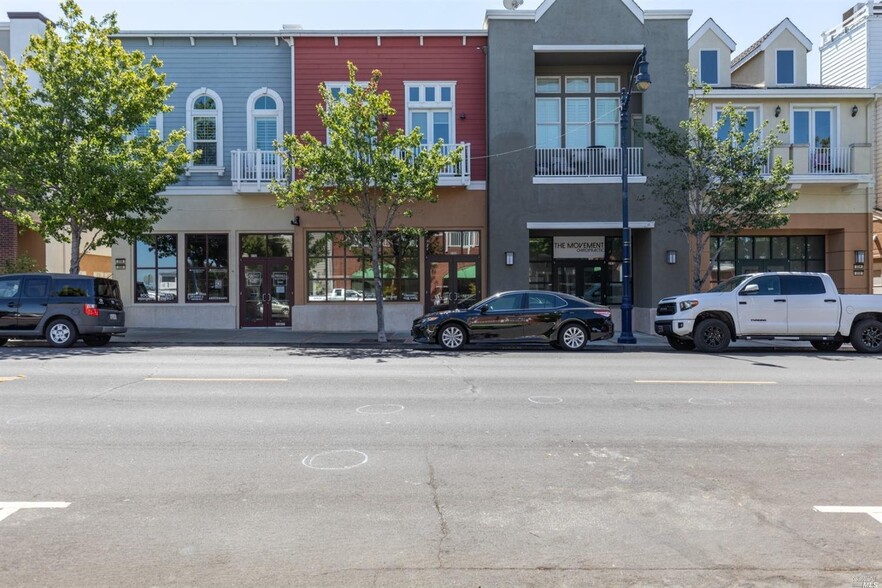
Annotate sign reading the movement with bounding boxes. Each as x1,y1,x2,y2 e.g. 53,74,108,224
553,236,605,259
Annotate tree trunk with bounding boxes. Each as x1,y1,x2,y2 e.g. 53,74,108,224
69,224,81,275
692,232,704,293
370,232,387,343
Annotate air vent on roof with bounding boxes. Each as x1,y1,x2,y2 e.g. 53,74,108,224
282,24,303,30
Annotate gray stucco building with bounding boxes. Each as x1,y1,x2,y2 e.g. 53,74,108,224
485,0,691,332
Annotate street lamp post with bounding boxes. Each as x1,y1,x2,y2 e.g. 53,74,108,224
617,47,651,345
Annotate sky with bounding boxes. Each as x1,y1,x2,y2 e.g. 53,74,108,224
5,0,862,83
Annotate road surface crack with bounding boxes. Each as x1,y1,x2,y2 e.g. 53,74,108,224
426,451,449,568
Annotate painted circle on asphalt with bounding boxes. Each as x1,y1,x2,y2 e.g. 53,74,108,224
528,396,563,405
302,449,368,471
864,397,882,405
688,398,730,406
356,404,405,415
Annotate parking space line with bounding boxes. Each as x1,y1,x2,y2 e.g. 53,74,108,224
0,502,70,523
635,380,777,385
0,376,25,383
144,378,288,382
814,506,882,526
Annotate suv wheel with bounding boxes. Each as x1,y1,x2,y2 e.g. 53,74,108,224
850,319,882,354
46,318,78,348
438,323,466,351
558,323,587,351
83,334,112,347
694,319,731,353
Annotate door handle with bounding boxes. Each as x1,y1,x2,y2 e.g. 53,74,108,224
739,301,747,305
824,299,836,303
774,299,786,303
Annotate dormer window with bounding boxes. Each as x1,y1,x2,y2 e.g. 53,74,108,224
776,50,795,85
699,50,719,86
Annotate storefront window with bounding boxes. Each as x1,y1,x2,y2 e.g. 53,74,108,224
529,236,623,305
426,231,481,256
185,234,229,302
134,234,177,303
240,234,293,258
710,235,825,285
307,231,419,302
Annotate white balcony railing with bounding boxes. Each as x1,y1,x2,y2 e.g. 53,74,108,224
535,147,644,177
810,147,852,174
231,150,286,192
403,143,471,185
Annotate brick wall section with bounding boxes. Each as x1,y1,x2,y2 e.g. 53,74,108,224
294,35,488,182
0,214,18,266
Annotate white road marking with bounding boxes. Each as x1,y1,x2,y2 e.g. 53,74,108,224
0,502,70,523
636,380,776,385
356,404,405,415
528,396,563,405
144,378,287,382
814,506,882,525
302,449,368,471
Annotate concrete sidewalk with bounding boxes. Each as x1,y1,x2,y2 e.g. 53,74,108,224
78,327,826,353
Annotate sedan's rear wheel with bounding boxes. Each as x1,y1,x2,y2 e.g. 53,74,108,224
46,318,77,348
810,340,842,352
558,323,587,351
693,319,731,353
850,319,882,354
438,323,466,351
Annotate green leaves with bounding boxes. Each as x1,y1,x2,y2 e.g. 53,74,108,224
0,0,193,273
643,70,797,292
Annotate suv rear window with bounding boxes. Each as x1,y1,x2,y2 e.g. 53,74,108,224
782,275,826,295
95,278,121,300
52,278,92,297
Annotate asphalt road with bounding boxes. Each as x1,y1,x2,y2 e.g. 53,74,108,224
0,345,880,587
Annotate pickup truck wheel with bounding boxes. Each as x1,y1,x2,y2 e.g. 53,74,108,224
850,319,882,354
438,323,467,351
810,340,842,352
667,336,696,351
693,319,731,353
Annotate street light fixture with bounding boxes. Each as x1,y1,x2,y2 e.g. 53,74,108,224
618,47,651,345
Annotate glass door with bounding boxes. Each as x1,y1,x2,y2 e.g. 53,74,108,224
239,260,292,327
555,261,607,304
426,257,481,313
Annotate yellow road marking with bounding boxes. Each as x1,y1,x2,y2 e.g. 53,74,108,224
0,376,25,383
635,380,776,385
144,378,288,382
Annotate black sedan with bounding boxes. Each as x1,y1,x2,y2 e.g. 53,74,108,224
411,290,614,351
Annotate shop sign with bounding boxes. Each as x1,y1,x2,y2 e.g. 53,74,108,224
553,236,605,259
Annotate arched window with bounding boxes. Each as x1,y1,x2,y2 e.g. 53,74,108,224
247,88,284,152
185,88,224,171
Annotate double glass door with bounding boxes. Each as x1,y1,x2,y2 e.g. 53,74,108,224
426,256,481,313
554,261,605,305
240,259,292,327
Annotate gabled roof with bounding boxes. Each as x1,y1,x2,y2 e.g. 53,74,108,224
688,18,736,52
535,0,644,23
731,18,812,72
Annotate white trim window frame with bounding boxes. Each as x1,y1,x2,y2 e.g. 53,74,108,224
536,97,562,149
776,49,796,86
185,88,224,174
323,81,369,145
129,113,164,140
536,76,561,94
404,82,456,147
791,105,837,148
595,97,620,148
595,76,621,94
246,87,284,152
714,105,763,144
699,49,720,86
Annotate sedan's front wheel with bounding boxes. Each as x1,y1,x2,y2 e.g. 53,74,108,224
438,323,466,351
558,323,587,351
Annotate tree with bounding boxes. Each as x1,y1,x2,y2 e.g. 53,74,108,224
272,62,461,343
0,0,192,274
642,76,797,292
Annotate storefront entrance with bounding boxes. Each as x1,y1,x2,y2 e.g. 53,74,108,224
239,234,293,327
529,235,624,305
553,261,604,305
426,256,481,313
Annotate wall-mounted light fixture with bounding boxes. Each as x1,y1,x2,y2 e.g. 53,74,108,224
505,251,515,266
666,250,677,265
774,105,781,118
852,105,859,117
290,216,300,226
855,250,866,264
459,112,467,120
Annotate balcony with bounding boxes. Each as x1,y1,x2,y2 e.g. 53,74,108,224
765,144,872,185
534,147,645,184
231,150,286,193
232,144,472,192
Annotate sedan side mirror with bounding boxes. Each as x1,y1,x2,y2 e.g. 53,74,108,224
480,304,489,314
741,284,759,295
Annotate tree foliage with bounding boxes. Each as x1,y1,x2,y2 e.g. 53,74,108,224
0,0,192,274
642,74,797,292
272,62,461,342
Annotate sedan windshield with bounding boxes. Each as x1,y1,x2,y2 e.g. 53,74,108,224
709,275,752,293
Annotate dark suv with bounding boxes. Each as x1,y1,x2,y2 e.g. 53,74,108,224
0,273,126,348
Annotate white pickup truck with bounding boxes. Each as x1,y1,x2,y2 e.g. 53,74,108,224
654,272,882,353
308,288,364,302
